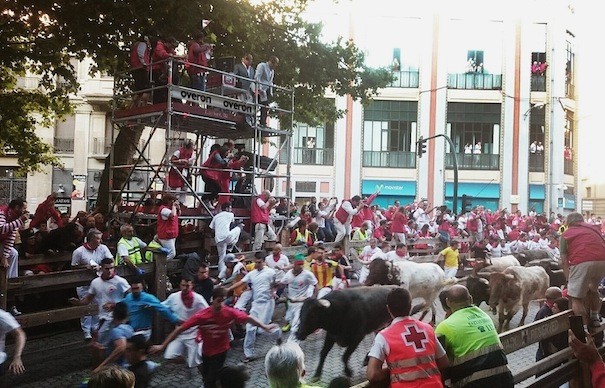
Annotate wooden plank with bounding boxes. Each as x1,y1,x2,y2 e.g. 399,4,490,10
19,252,73,267
499,310,572,354
0,267,6,310
15,304,99,328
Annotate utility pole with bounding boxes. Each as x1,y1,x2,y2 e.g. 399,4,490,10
416,134,459,214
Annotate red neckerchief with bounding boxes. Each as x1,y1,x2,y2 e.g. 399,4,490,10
83,242,96,252
181,290,194,308
273,254,281,263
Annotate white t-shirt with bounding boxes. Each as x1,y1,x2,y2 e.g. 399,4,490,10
117,237,147,259
0,309,20,364
241,267,276,302
162,291,208,338
87,275,131,320
413,208,430,227
360,246,381,261
209,211,235,242
280,269,317,300
218,262,246,283
265,253,289,281
71,244,114,267
385,251,408,262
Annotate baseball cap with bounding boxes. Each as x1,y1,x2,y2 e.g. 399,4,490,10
224,253,237,264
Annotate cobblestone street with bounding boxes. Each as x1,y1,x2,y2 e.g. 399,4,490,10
7,299,542,387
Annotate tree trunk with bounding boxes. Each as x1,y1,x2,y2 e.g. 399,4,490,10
95,124,145,216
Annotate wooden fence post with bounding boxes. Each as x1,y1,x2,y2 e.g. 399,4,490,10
0,267,6,311
152,252,168,344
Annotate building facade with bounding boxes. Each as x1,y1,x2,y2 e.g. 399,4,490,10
280,1,580,216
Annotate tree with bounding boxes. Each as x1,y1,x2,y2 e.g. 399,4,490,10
1,0,392,212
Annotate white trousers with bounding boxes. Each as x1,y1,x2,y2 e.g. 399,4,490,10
216,227,242,274
158,237,177,260
234,290,252,311
76,286,99,338
252,223,276,251
286,301,304,343
244,298,280,357
333,219,350,244
164,333,202,368
444,266,458,279
0,245,19,279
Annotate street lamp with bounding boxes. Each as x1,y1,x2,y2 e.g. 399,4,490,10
523,103,547,120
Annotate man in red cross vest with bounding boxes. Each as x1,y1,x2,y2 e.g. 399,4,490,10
367,287,448,387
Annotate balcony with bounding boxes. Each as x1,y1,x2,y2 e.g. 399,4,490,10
53,138,74,154
564,158,573,175
445,153,500,170
529,153,545,172
447,73,502,90
387,70,420,88
362,151,416,168
531,74,546,92
91,137,113,155
290,148,334,165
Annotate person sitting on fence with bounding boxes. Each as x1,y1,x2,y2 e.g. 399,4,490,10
71,229,115,340
29,193,63,232
116,224,149,275
156,193,180,260
290,219,312,247
351,221,371,242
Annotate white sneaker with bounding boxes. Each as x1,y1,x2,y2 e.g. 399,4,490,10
10,306,22,316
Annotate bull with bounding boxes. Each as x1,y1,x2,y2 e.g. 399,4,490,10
488,265,549,332
365,258,456,324
514,249,552,266
296,285,397,380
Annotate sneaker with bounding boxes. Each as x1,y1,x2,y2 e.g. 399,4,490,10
241,356,257,363
281,323,291,333
10,306,22,316
590,316,602,328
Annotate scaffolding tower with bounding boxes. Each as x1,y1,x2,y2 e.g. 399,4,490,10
109,57,294,233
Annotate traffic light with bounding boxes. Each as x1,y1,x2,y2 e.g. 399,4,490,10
417,136,427,158
461,194,473,213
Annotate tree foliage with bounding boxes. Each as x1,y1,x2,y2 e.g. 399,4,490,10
1,0,392,196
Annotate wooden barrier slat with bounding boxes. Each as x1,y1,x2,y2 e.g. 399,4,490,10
18,252,73,267
499,310,572,354
15,304,99,328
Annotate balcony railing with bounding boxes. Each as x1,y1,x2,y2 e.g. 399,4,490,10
362,151,416,168
531,74,546,92
387,70,420,88
447,73,502,90
289,148,334,165
564,158,573,175
445,153,500,170
529,153,545,172
91,138,113,155
53,138,74,154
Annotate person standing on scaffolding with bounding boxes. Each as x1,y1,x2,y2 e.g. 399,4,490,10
167,140,196,206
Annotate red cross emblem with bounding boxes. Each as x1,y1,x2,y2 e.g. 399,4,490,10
402,324,429,352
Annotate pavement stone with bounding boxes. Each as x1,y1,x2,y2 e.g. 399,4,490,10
5,294,557,387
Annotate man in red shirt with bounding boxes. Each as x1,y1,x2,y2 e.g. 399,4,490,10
150,287,276,388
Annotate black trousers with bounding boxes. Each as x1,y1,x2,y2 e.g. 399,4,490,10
200,351,228,388
202,176,221,202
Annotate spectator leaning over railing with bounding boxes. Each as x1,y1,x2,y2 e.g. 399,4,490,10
116,224,148,276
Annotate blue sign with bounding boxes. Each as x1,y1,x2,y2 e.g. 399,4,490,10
361,180,416,196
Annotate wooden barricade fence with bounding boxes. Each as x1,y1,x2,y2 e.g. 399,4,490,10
351,310,604,388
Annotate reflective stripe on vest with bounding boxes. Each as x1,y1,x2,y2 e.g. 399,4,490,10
118,238,144,265
453,365,511,388
387,354,436,369
450,342,503,367
391,366,441,382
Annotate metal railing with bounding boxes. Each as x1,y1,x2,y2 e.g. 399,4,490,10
387,70,420,88
529,153,545,172
531,74,546,92
445,153,500,170
447,73,502,90
53,138,74,154
91,138,113,155
362,151,416,168
289,148,334,165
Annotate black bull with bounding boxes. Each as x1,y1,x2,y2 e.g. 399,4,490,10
296,285,397,380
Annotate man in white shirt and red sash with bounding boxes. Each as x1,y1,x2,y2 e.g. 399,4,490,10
333,195,363,244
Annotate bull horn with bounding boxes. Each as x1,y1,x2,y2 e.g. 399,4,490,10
477,271,492,278
505,274,514,280
318,299,331,308
479,278,489,285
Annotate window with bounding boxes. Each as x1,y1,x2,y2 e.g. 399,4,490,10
295,181,316,192
447,103,501,154
529,106,545,145
363,100,418,152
